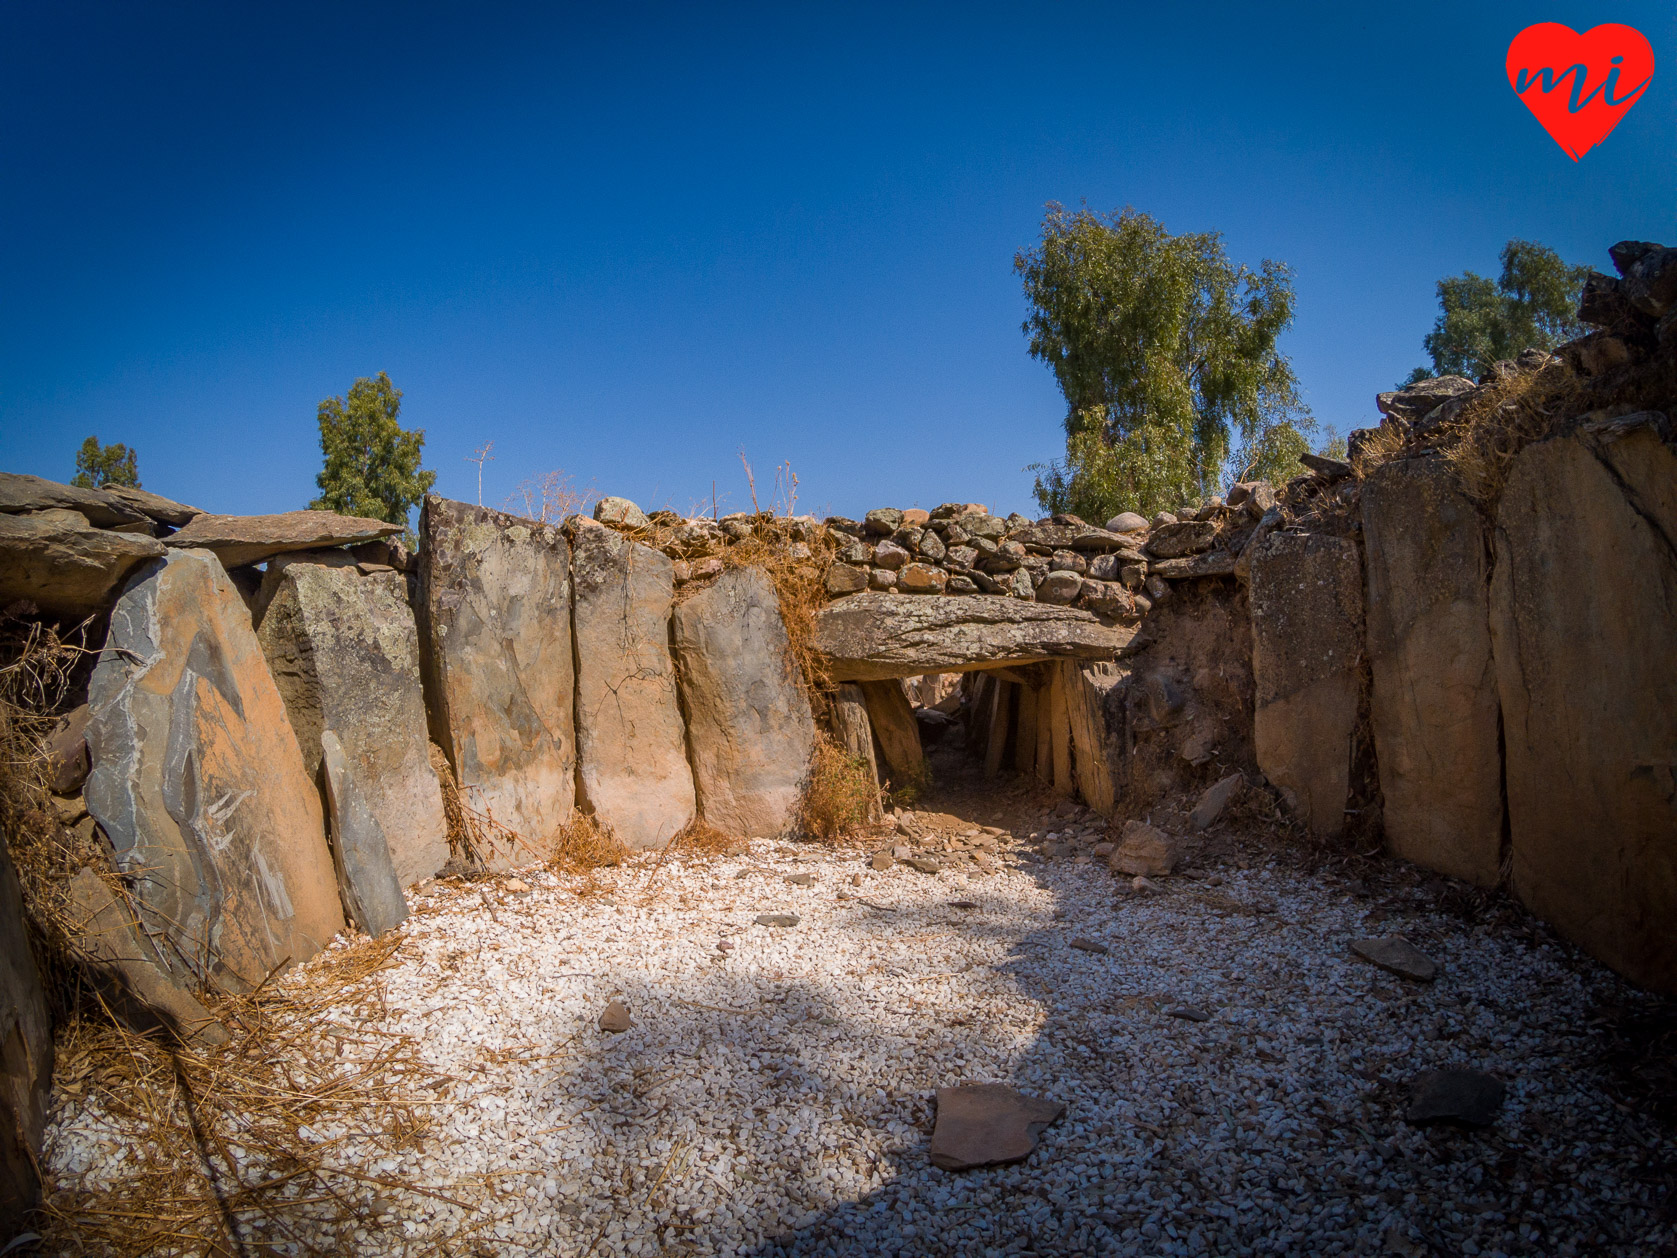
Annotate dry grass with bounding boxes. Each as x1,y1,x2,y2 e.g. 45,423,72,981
505,468,598,525
0,620,451,1257
1347,361,1584,515
546,810,630,875
798,735,881,841
1439,364,1582,510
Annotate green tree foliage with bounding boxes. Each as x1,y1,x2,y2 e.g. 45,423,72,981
1406,239,1589,384
1016,205,1313,522
310,373,436,531
71,436,139,489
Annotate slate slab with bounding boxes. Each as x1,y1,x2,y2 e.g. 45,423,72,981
1406,1069,1505,1127
320,732,409,936
1351,935,1438,982
165,509,401,567
929,1084,1065,1171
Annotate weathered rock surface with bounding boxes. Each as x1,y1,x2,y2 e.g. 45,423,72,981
85,550,345,992
594,497,649,530
0,511,165,618
319,732,408,935
1108,820,1181,876
830,683,883,804
1406,1069,1505,1127
1249,532,1363,837
0,471,148,527
1350,934,1438,982
570,521,695,850
1146,520,1219,558
66,867,228,1046
100,484,203,526
929,1084,1064,1170
0,835,51,1236
165,509,401,568
1189,773,1243,831
1063,661,1120,816
813,593,1132,682
1489,415,1677,992
420,498,575,865
1361,457,1502,885
256,553,448,888
857,680,926,785
1149,549,1236,580
672,568,815,839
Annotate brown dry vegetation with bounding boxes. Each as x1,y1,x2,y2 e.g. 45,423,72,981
798,734,880,842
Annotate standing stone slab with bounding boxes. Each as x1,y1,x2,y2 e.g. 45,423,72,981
1362,457,1503,886
255,553,448,888
320,732,408,936
85,550,345,992
673,568,816,839
1064,661,1120,815
857,679,925,787
420,497,575,865
570,521,695,849
831,683,883,798
1490,416,1677,993
1248,532,1363,837
983,679,1013,779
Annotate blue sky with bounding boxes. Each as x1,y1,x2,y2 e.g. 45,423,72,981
1,1,1671,521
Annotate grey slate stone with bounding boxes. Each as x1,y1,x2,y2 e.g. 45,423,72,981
320,731,409,936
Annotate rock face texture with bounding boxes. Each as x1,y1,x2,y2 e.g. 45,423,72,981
419,497,575,865
0,512,167,618
256,553,447,888
165,510,401,568
857,680,926,785
1489,415,1677,993
66,867,228,1046
672,568,816,839
1248,533,1364,837
84,550,345,993
813,593,1133,682
0,471,149,527
570,522,695,849
0,838,51,1236
320,731,409,936
1361,457,1503,885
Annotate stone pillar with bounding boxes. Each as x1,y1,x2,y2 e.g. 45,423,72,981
673,568,817,839
256,553,448,889
570,521,696,849
1064,661,1119,816
1361,457,1502,885
1248,532,1364,837
983,680,1013,779
86,550,345,992
419,496,575,864
857,679,925,786
1490,415,1677,993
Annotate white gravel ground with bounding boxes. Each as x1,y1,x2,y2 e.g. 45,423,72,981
45,814,1677,1257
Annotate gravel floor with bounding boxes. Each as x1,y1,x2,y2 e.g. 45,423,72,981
44,785,1677,1257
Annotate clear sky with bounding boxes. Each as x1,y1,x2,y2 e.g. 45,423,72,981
2,1,1671,521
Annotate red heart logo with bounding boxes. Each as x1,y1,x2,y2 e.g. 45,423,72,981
1507,23,1654,160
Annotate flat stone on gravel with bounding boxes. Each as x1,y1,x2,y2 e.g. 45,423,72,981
1406,1068,1505,1127
786,873,815,886
929,1083,1065,1171
1069,938,1110,955
905,857,942,874
755,913,800,927
598,1000,633,1033
1165,1005,1211,1022
869,852,894,871
1351,934,1439,982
